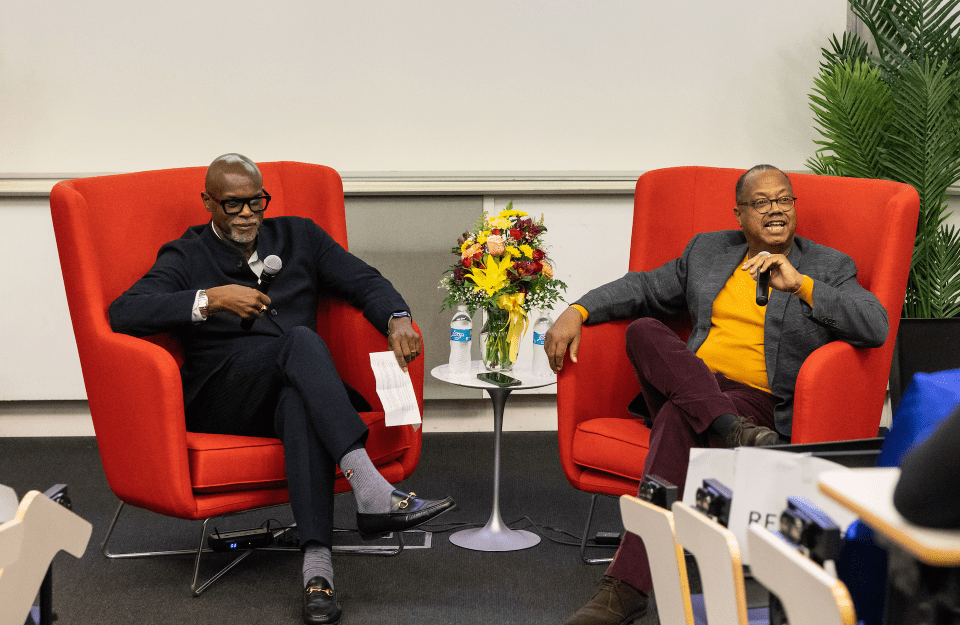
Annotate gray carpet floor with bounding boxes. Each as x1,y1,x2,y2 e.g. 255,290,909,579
1,432,643,625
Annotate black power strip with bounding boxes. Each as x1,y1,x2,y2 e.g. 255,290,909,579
594,531,622,545
208,527,274,552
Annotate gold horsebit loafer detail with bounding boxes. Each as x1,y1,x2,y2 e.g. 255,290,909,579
355,490,457,539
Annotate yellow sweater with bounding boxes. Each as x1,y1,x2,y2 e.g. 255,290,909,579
696,260,813,392
572,262,813,394
695,263,771,391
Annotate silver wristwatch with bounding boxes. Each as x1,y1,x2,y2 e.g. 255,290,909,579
198,290,209,320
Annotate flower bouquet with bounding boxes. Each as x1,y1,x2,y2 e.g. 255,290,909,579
440,202,567,371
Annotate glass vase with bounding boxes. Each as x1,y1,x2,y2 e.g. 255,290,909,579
481,306,514,372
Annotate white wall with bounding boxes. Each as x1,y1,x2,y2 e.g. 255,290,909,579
1,1,846,174
6,0,929,436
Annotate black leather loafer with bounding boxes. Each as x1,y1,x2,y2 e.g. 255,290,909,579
356,490,456,539
302,576,341,625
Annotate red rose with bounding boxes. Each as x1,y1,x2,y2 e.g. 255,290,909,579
492,228,500,235
532,260,543,274
532,249,545,260
462,257,472,268
510,228,523,241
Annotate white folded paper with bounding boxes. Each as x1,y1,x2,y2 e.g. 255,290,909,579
369,351,422,429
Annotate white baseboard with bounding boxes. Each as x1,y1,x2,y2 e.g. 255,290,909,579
0,401,95,437
421,396,559,433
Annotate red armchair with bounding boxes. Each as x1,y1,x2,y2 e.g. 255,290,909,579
49,161,423,593
557,166,919,561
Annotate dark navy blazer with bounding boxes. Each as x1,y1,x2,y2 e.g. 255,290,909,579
108,216,409,408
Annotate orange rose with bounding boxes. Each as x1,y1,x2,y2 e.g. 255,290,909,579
461,242,483,259
486,234,506,256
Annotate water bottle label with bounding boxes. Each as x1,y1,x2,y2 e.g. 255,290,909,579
533,331,546,346
451,328,471,342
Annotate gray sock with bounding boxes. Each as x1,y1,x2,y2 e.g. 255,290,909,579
339,447,394,514
303,543,334,590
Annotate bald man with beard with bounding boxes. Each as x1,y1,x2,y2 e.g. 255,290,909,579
109,154,454,625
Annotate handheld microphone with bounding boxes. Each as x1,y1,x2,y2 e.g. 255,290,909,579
755,251,770,307
241,255,282,330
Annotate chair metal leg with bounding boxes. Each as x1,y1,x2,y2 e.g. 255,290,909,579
332,528,436,555
580,493,619,565
101,500,418,596
189,516,258,596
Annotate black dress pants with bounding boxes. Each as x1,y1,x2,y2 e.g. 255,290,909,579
185,326,369,548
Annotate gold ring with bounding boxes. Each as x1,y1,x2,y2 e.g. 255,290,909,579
260,305,268,313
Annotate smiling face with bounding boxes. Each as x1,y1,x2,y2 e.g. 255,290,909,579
733,168,797,256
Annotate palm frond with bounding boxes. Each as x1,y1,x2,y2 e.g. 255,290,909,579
820,32,872,74
852,0,960,71
810,1,960,318
807,60,893,180
885,61,960,235
906,224,960,318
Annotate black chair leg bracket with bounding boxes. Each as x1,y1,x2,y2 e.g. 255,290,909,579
579,493,621,565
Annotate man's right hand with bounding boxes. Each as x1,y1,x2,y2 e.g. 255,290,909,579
205,285,271,319
544,306,584,373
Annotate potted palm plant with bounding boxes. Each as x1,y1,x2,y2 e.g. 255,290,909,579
807,0,960,410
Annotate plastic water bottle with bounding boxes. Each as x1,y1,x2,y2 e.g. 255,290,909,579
448,304,472,375
532,311,553,377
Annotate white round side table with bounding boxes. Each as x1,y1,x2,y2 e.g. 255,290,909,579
431,361,557,551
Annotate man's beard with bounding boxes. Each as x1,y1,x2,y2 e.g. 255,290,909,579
227,223,259,244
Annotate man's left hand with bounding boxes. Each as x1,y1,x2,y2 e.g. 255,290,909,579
387,316,422,372
742,252,804,293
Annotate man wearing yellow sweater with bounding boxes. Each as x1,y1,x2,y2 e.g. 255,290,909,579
550,165,888,625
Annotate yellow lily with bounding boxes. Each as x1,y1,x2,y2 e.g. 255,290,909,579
467,254,513,296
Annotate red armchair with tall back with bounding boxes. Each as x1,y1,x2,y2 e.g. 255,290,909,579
557,166,919,561
49,161,424,593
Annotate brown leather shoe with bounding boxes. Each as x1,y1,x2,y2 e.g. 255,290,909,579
729,416,780,447
563,575,648,625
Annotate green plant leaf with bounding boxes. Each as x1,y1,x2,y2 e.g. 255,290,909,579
807,60,893,179
810,1,960,318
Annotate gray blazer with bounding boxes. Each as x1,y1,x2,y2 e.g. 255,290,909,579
575,230,889,436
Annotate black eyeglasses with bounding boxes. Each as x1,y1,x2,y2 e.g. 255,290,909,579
207,189,272,215
738,196,797,214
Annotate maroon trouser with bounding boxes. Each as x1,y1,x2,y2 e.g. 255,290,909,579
605,318,777,593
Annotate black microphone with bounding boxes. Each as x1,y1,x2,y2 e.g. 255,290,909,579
241,255,282,330
755,251,770,306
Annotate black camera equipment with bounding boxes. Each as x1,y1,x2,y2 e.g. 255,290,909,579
638,474,678,511
777,496,841,565
695,478,733,527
